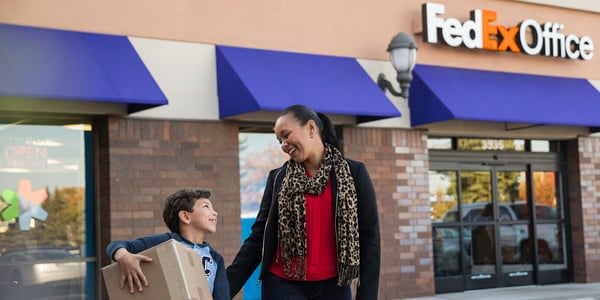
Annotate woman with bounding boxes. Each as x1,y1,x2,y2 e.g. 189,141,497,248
227,105,381,300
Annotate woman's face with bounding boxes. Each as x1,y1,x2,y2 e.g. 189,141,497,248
274,113,315,163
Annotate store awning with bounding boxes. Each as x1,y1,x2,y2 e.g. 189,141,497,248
0,23,167,113
409,64,600,127
216,45,400,122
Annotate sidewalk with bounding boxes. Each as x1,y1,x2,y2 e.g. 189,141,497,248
401,283,600,300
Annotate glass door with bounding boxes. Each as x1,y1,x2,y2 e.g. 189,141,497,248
493,166,535,287
459,168,497,290
431,156,568,292
459,165,536,289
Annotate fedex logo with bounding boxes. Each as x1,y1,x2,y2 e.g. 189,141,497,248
422,2,594,60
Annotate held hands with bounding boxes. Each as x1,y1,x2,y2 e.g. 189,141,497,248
113,248,153,293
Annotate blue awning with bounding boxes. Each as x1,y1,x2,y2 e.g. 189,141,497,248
0,23,167,113
409,64,600,127
216,45,400,122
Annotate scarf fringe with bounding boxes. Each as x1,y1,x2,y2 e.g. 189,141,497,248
337,265,360,286
283,256,306,280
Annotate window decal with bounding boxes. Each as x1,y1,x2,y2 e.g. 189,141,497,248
1,178,48,231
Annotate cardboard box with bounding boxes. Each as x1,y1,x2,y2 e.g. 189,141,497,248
102,239,213,300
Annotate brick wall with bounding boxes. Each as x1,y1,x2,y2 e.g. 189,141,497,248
100,118,436,299
569,136,600,282
101,117,242,269
344,126,433,299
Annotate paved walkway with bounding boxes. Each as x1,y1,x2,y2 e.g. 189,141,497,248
401,283,600,300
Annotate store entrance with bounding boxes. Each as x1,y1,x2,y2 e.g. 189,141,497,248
460,164,535,290
430,151,568,293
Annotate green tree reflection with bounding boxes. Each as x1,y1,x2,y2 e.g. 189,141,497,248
0,187,84,251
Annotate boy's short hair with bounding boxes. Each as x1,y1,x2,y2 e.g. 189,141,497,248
163,188,211,234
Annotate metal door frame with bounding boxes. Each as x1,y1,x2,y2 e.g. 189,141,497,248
430,150,568,293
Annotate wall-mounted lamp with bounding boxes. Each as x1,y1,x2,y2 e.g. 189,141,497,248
377,32,418,99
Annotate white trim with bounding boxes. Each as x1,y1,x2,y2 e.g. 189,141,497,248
513,0,600,13
127,38,220,121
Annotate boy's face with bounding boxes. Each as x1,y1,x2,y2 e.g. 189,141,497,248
189,198,218,234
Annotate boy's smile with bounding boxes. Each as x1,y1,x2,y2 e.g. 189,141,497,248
190,198,218,234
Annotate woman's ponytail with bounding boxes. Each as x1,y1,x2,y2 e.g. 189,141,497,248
316,112,340,150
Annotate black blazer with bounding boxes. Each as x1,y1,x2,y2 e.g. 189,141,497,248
226,158,381,300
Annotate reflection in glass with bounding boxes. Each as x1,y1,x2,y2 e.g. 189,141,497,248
532,171,566,270
537,224,566,269
533,171,560,219
0,248,86,298
461,202,494,222
460,171,491,206
511,203,558,221
518,228,561,268
432,163,567,283
497,220,524,264
0,123,89,299
238,132,288,218
238,132,289,299
433,227,461,276
429,171,457,221
468,225,496,275
497,171,526,204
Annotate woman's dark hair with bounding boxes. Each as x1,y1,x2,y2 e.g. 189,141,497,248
163,188,211,234
281,104,340,150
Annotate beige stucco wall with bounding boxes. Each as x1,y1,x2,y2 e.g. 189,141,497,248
1,0,598,80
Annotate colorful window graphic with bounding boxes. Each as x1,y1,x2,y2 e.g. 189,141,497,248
1,179,49,231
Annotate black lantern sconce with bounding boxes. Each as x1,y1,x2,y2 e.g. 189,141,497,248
377,32,418,99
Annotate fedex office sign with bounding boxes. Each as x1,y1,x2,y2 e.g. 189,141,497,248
422,2,594,60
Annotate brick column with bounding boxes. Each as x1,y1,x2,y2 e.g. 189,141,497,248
569,136,600,282
344,127,433,299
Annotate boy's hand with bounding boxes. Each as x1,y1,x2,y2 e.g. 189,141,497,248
113,248,153,293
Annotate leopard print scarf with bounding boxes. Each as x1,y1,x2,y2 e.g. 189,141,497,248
277,143,360,286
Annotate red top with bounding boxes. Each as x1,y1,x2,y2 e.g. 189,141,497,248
268,177,338,281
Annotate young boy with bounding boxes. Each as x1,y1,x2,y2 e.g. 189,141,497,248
105,188,230,300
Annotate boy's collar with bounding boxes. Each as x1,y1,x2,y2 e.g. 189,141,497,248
178,233,206,246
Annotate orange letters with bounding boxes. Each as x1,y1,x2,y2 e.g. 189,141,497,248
497,26,520,53
481,10,498,51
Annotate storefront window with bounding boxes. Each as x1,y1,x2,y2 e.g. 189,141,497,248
532,171,566,270
238,132,287,300
427,137,453,150
429,171,458,221
0,123,93,299
531,140,550,152
433,227,461,276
